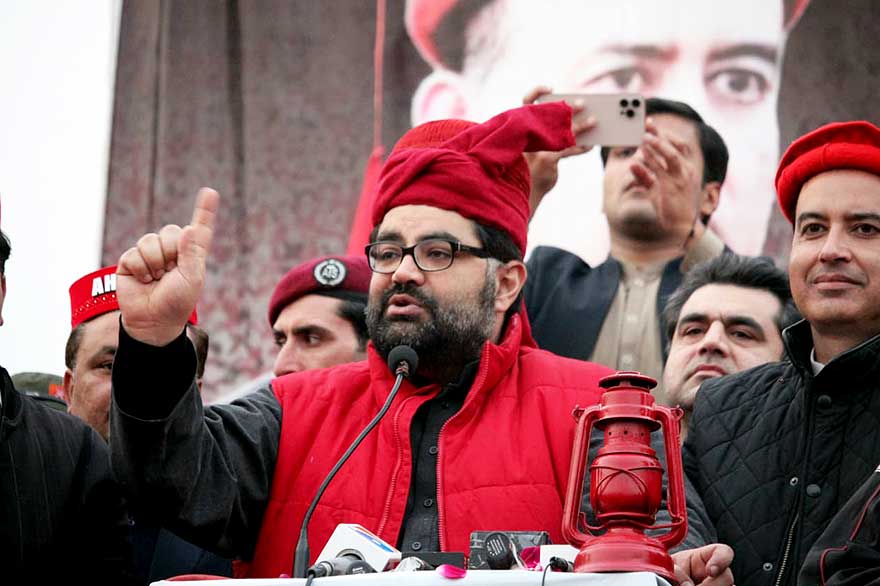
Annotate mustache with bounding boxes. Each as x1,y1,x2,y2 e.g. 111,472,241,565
377,283,437,314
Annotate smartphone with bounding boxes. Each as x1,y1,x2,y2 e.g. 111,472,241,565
535,93,645,147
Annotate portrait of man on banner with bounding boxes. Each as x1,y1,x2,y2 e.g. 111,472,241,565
405,0,810,263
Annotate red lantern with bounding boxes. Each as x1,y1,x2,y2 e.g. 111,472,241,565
561,371,687,583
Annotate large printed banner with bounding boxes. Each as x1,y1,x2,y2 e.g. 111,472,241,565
105,0,880,396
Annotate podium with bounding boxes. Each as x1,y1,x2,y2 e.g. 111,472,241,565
154,570,670,585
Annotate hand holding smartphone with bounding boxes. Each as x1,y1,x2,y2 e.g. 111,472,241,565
535,93,645,147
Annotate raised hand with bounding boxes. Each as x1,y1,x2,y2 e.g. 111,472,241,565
629,117,712,244
522,86,595,218
117,188,219,346
671,543,735,586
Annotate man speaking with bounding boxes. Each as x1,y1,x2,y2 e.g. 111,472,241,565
110,102,726,582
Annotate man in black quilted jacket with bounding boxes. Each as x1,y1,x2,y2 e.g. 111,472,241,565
798,462,880,585
683,120,880,586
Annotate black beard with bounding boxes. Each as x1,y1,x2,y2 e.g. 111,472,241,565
366,279,496,385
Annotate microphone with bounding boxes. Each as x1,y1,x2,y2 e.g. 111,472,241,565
388,345,418,379
292,345,419,578
314,523,401,574
307,555,376,578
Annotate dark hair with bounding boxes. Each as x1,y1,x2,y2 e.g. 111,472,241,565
64,323,85,370
600,97,729,189
662,254,800,345
186,324,210,380
337,298,369,351
0,230,11,274
474,222,523,321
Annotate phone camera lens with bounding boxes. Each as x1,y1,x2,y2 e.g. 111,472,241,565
626,109,635,118
620,99,629,107
632,99,641,107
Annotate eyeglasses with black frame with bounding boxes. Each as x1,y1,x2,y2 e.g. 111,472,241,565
365,238,492,274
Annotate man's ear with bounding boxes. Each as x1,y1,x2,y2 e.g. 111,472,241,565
60,369,73,404
410,70,471,125
699,182,722,219
493,260,527,314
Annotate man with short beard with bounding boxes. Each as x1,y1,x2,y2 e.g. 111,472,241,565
109,102,730,583
525,97,729,398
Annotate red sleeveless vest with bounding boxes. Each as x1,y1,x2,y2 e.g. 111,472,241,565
244,315,611,577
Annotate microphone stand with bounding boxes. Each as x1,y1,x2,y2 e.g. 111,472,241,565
293,348,416,578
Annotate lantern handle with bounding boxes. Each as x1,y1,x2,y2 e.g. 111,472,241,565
561,403,601,547
654,406,689,550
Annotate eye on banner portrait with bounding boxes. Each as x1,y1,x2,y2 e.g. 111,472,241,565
103,0,879,398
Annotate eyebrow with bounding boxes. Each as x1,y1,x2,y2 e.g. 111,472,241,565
795,211,880,227
795,212,827,228
600,44,677,62
707,44,778,63
88,345,117,363
292,325,332,340
678,313,765,334
847,212,880,223
374,230,461,243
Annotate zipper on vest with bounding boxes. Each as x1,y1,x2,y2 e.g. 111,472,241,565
435,359,491,551
377,395,414,537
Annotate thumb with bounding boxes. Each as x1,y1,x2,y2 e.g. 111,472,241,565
178,188,218,278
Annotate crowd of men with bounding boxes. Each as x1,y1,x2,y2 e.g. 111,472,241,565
3,67,880,586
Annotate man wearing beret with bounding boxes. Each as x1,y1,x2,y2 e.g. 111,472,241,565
109,102,728,583
61,265,231,581
683,120,880,586
0,207,133,582
267,255,370,376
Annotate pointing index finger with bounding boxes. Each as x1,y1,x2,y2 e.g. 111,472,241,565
191,188,219,231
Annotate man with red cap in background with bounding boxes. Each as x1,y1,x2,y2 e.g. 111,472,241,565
267,255,370,376
108,102,729,582
61,265,231,582
62,265,207,440
0,206,133,582
683,120,880,586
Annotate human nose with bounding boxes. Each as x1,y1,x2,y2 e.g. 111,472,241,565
273,342,301,377
391,250,425,286
698,322,729,356
818,225,853,263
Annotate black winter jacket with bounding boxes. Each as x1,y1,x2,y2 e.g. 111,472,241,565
0,366,133,583
799,463,880,585
683,321,880,586
525,246,686,361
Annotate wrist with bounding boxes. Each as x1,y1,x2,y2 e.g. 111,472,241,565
121,317,186,347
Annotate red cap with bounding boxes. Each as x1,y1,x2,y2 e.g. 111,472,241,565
406,0,812,69
69,265,199,329
267,255,371,326
775,121,880,223
372,102,574,254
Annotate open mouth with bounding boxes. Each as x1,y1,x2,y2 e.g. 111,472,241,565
385,293,426,318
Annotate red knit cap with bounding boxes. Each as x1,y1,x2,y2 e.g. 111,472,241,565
371,102,575,254
69,265,198,329
267,255,371,326
775,121,880,223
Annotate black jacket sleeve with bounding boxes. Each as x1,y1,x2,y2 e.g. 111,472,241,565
798,468,880,586
110,323,282,560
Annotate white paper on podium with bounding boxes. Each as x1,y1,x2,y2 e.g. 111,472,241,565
154,569,671,586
